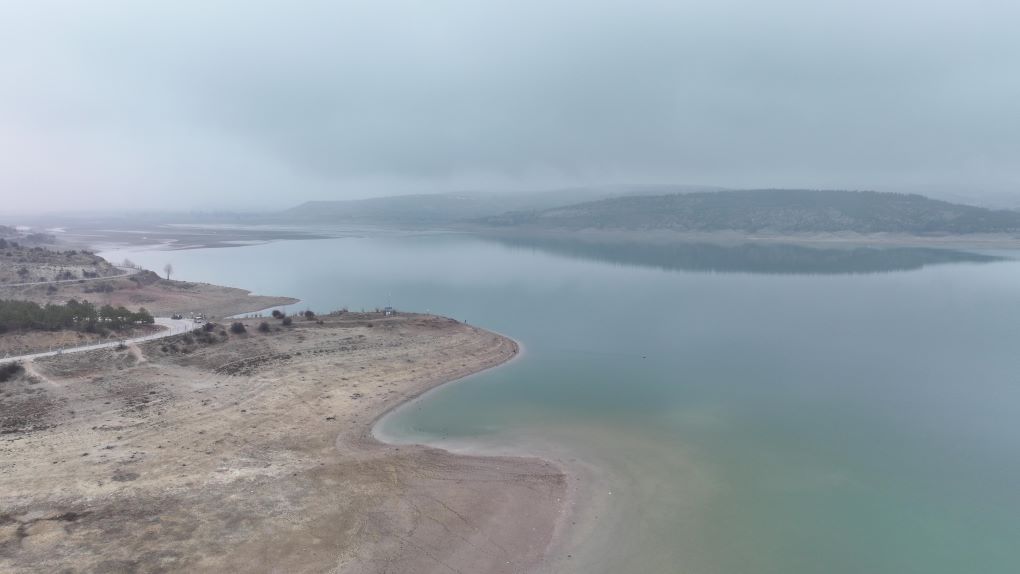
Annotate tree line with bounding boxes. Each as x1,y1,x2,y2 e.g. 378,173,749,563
0,299,154,333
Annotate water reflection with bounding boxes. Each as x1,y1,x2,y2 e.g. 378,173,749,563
482,234,1004,275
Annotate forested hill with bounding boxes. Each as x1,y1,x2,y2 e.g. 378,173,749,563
478,190,1020,234
278,186,720,225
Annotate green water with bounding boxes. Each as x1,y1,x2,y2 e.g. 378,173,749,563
102,233,1020,573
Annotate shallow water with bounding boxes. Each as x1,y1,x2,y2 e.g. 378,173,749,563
102,233,1020,573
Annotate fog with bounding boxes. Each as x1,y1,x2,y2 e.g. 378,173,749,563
2,0,1018,213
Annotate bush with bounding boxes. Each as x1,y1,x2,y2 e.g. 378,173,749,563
303,310,315,320
271,309,284,319
258,321,271,333
84,282,114,294
0,362,23,382
230,322,246,334
282,317,293,326
204,322,216,332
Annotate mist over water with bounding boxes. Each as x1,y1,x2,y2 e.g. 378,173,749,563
102,233,1020,573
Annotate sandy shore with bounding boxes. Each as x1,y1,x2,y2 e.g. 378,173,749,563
0,313,566,573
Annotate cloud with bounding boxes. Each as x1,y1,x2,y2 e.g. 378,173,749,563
2,0,1019,212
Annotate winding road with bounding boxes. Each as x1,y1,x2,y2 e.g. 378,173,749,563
0,317,198,364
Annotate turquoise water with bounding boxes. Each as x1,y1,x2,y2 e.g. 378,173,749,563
102,233,1020,573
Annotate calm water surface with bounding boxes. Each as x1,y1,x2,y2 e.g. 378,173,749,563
102,233,1020,573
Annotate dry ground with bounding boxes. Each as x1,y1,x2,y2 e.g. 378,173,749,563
0,270,296,320
0,325,164,358
0,245,120,285
0,313,565,573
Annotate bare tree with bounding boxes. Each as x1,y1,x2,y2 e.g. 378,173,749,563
163,263,174,280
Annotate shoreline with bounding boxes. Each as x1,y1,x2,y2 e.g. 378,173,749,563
0,312,569,573
369,334,615,574
366,334,589,570
366,329,527,445
351,328,583,572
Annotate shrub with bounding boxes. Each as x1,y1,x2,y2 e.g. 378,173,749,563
84,282,114,294
182,334,195,345
0,362,23,382
258,321,271,333
282,317,293,326
271,309,284,319
203,322,215,332
303,310,315,320
230,322,246,334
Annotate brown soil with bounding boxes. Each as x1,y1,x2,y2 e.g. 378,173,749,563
0,313,564,573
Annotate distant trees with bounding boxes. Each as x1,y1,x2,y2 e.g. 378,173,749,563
0,299,153,333
303,310,315,320
163,263,174,280
271,309,284,319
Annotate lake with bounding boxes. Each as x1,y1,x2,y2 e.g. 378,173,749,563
101,232,1020,573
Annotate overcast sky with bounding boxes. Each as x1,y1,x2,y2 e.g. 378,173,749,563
2,0,1019,213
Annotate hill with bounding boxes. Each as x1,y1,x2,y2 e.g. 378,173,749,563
0,240,121,284
478,189,1020,235
279,185,721,225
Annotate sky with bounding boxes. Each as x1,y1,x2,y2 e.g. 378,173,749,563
2,0,1019,213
